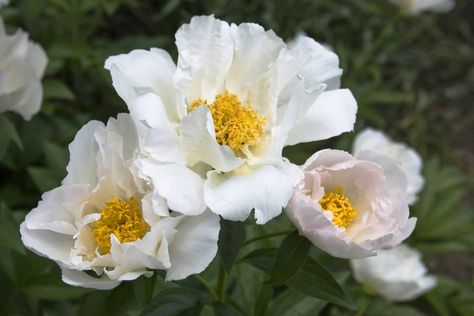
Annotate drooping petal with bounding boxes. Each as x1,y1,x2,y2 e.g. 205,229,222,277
140,160,206,216
174,15,233,102
205,162,302,224
61,268,122,290
285,89,357,146
180,106,243,172
166,211,220,281
20,222,75,265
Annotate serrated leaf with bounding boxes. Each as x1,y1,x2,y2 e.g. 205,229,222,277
0,115,23,150
218,219,246,273
267,231,310,285
140,288,202,316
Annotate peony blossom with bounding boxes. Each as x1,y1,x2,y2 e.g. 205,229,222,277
388,0,455,15
285,149,416,259
0,0,8,8
105,15,357,224
353,128,424,204
20,114,220,289
350,244,437,301
0,16,47,120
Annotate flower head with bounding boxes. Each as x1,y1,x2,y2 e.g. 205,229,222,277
388,0,455,15
20,114,220,289
353,128,424,204
0,17,47,120
105,15,357,224
350,244,437,301
285,149,416,259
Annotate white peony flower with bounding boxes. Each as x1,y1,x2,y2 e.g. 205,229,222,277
353,128,424,204
388,0,455,15
350,244,437,301
20,114,220,290
0,0,9,8
285,149,416,259
105,15,357,224
0,16,47,120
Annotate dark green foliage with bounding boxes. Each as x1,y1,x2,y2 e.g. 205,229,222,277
0,0,472,315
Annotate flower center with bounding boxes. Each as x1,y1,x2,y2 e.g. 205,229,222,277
189,91,266,155
319,188,357,228
91,197,150,254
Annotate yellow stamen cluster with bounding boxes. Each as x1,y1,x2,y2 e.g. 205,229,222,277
189,91,266,155
91,197,150,254
319,188,357,228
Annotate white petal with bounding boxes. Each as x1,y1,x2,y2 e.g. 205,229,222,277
105,48,178,121
63,120,104,186
180,106,243,172
0,81,42,120
205,162,302,224
61,268,121,290
129,93,183,163
26,42,48,78
288,36,343,90
141,160,206,215
20,222,74,265
174,15,233,101
285,89,357,146
226,22,284,114
357,150,408,195
166,211,220,281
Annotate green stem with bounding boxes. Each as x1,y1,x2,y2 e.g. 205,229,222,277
243,229,295,247
193,275,219,301
216,263,227,302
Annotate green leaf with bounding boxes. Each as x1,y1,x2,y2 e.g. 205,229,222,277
266,289,327,316
0,202,26,255
43,141,68,172
253,285,272,316
43,79,75,101
133,274,157,307
0,115,23,150
286,257,355,310
242,248,354,310
211,302,243,316
140,288,203,316
267,231,310,285
27,166,63,192
218,219,246,273
23,274,91,300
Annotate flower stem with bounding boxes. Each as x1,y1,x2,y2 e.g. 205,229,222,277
216,263,227,302
193,275,219,301
243,229,295,247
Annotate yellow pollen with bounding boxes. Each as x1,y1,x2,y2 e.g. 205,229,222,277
189,91,266,155
91,197,150,254
319,188,357,228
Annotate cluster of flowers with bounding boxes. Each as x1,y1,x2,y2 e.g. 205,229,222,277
3,13,440,301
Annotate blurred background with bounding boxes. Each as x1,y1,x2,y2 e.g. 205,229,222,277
0,0,472,315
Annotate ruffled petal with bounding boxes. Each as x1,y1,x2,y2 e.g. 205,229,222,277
175,15,233,101
105,48,178,121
